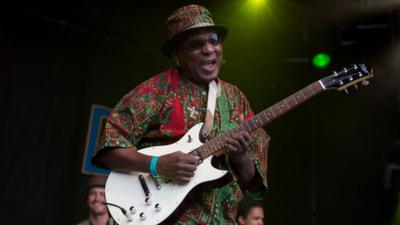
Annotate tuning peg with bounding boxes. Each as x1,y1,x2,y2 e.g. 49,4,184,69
344,88,349,94
333,71,338,76
354,84,359,90
361,80,370,86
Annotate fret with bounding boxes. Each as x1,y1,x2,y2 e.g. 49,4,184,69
267,109,275,118
200,147,206,157
219,141,225,150
290,96,298,106
261,111,269,123
274,104,283,114
279,103,286,112
304,89,311,99
250,119,256,129
288,96,297,106
196,149,203,159
197,147,205,159
254,116,261,127
284,98,290,109
213,141,220,150
295,92,304,102
189,149,197,157
244,119,253,130
300,89,307,99
309,85,315,94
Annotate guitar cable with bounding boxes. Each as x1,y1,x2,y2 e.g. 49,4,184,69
103,202,130,218
103,202,126,213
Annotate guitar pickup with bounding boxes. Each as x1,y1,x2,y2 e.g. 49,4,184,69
138,174,150,197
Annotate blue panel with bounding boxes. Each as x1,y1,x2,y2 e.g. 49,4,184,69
82,104,111,175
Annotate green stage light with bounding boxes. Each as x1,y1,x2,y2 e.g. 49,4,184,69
312,52,331,69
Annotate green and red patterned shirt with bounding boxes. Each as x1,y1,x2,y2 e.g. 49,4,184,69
75,218,114,225
94,67,269,225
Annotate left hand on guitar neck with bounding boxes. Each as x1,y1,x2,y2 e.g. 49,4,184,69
225,130,256,187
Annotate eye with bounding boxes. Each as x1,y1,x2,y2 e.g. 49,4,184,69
208,33,220,45
189,39,205,51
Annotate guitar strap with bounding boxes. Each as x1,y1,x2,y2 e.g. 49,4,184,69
201,80,221,139
215,85,240,211
217,86,236,132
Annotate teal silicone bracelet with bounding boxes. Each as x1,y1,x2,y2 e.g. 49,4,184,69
150,156,158,176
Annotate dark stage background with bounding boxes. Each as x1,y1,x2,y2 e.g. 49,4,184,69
0,0,399,225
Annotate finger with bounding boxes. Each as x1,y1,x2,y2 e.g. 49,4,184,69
242,131,252,144
176,170,195,178
227,136,241,148
236,131,252,149
186,155,200,165
177,162,197,172
185,164,198,172
225,142,234,150
230,135,249,153
176,177,191,184
235,133,248,147
226,142,239,154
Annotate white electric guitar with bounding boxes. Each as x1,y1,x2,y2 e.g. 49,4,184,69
104,64,373,225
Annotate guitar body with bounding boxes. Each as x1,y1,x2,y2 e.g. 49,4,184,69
105,123,228,225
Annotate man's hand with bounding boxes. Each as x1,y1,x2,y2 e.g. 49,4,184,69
225,130,252,160
225,129,256,186
157,151,200,183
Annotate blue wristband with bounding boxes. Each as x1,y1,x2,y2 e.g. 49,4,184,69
150,156,159,177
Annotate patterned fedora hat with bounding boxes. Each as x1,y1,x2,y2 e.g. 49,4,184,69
162,5,228,58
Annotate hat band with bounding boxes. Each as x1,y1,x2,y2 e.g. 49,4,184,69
170,22,216,37
184,22,215,30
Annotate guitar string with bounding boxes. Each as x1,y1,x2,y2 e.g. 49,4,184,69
189,81,325,160
189,67,369,159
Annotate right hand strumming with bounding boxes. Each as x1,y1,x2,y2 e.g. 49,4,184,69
157,151,200,183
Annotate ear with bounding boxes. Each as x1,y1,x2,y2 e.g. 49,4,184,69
171,49,178,59
238,216,246,225
171,51,180,66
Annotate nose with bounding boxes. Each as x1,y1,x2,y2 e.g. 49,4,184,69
95,192,105,201
201,41,215,54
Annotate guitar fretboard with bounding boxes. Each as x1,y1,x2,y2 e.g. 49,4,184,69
190,81,325,160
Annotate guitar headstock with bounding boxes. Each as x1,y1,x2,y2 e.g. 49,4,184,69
320,64,373,91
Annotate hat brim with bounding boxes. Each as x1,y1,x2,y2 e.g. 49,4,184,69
162,25,228,58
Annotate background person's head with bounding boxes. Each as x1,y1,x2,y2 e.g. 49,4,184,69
84,175,108,216
162,5,228,85
237,200,265,225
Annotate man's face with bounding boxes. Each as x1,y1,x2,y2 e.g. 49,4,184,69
239,206,264,225
175,30,223,85
87,187,107,216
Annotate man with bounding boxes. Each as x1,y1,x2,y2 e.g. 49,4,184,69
76,176,114,225
93,4,269,224
236,200,265,225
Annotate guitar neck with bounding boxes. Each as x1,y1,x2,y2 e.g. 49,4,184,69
191,80,325,160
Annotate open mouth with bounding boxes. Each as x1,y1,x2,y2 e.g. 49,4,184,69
201,59,216,72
